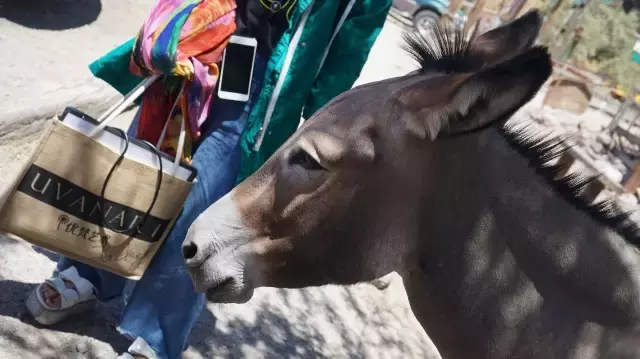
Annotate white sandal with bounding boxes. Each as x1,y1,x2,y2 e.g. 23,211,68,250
116,337,157,359
25,266,97,326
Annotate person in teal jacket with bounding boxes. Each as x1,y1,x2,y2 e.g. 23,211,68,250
89,0,391,182
29,1,391,358
236,0,393,182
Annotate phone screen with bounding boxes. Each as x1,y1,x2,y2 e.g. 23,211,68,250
220,42,255,95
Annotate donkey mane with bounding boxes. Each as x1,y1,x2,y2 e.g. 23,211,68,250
402,26,479,75
403,27,640,248
502,126,640,247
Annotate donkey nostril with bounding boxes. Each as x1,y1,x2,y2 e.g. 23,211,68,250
182,242,198,260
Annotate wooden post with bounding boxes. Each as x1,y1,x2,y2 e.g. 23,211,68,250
583,180,607,204
555,152,577,177
623,162,640,193
442,0,466,26
541,62,566,110
540,0,564,39
466,0,487,31
608,98,633,133
447,0,466,17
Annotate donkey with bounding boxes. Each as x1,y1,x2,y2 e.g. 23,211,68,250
181,11,640,359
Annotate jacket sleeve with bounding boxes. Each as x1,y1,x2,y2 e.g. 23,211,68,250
301,0,392,119
88,38,143,96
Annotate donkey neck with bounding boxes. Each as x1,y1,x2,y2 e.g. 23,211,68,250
403,126,640,359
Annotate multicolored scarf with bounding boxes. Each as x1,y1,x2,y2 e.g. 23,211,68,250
130,0,237,163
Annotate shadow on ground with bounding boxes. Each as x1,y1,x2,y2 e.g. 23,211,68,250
0,0,102,30
0,236,129,358
0,279,130,357
0,235,436,358
31,245,60,263
185,284,436,358
0,280,434,358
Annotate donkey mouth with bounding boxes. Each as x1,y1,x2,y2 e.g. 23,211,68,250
187,257,255,304
203,276,253,303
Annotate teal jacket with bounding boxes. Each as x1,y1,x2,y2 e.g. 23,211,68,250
236,0,390,182
88,0,391,183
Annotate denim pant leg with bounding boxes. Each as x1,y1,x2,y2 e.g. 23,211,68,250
117,56,267,359
56,259,128,300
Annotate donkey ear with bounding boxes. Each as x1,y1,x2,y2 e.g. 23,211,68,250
398,47,552,140
470,10,543,67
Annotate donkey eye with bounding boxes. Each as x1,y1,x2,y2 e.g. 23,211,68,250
290,149,325,171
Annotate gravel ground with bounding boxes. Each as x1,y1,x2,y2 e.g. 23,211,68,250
0,14,442,359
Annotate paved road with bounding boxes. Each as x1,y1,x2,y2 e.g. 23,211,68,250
0,11,440,358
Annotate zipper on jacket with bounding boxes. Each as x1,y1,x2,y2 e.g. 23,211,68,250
315,0,356,78
254,0,316,151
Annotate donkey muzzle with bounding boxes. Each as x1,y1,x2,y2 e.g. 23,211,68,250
182,192,256,302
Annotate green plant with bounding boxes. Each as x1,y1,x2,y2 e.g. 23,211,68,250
542,1,640,93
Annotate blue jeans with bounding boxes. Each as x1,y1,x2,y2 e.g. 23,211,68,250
56,55,266,359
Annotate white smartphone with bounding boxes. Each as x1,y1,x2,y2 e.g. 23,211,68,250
218,35,258,102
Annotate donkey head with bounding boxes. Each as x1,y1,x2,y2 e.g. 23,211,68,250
182,11,551,303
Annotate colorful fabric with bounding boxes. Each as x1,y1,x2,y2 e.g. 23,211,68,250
130,0,237,163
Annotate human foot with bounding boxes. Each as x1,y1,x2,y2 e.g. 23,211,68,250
25,266,97,325
40,279,76,309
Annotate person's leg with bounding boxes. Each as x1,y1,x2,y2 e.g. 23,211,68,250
116,55,267,359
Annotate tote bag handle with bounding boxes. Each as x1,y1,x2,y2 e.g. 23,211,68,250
88,75,186,175
90,75,160,136
98,128,163,238
88,76,187,239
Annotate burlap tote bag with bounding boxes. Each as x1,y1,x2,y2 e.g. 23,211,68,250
0,75,196,279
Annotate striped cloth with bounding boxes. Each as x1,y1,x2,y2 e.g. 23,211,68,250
130,0,237,163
